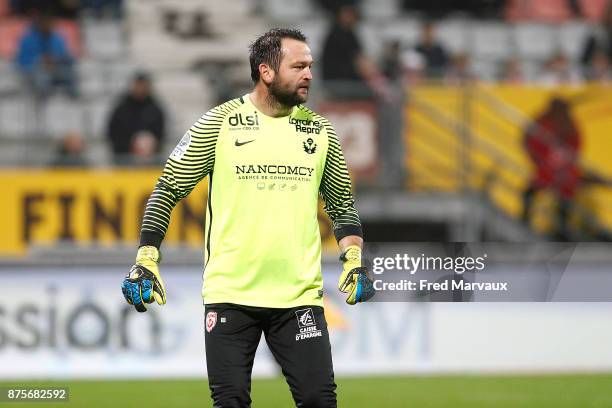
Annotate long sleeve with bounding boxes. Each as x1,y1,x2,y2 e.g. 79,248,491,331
319,122,363,241
139,107,224,248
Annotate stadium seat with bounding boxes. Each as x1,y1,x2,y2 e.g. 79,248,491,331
0,60,20,95
506,0,573,22
377,18,420,51
55,19,82,58
155,71,213,133
294,19,328,58
159,0,253,17
86,96,114,140
0,18,27,60
79,60,107,98
360,0,400,20
471,23,513,60
558,22,590,60
520,60,540,80
108,61,138,92
0,95,31,137
514,23,557,60
358,21,385,60
125,0,156,25
262,0,316,20
43,96,85,139
578,0,610,21
470,59,499,81
0,0,9,18
435,19,469,54
83,20,125,59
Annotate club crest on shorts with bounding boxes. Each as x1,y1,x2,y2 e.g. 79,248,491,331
295,308,322,341
206,311,217,333
295,308,316,328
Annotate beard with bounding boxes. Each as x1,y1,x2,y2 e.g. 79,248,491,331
268,75,307,108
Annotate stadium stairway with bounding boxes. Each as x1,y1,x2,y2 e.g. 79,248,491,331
404,82,612,241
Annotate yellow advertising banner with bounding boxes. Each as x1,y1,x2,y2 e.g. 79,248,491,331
1,169,337,257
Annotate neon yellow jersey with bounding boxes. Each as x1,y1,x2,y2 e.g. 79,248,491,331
139,95,362,308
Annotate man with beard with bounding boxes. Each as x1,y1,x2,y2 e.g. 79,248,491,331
120,29,374,407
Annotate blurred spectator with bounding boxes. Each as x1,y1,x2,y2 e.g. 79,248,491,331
585,49,611,82
49,131,88,167
15,11,78,98
107,72,165,165
499,58,525,84
538,53,582,86
581,3,612,70
130,131,160,167
82,0,122,20
522,98,581,240
381,40,402,82
445,53,475,84
321,5,388,100
414,21,449,79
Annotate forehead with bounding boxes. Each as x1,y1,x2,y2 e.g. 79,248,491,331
280,38,312,64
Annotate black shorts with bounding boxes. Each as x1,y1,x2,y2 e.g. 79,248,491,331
204,303,337,408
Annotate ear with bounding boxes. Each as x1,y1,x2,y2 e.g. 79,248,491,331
259,63,275,85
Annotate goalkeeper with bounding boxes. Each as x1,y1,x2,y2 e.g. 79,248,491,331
121,28,373,408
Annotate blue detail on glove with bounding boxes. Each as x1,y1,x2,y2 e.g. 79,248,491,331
121,265,156,312
354,268,375,303
341,266,375,304
355,278,362,300
140,280,153,303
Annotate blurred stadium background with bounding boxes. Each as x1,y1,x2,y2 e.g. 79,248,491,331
2,0,612,406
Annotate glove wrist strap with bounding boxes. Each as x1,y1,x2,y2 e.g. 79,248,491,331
136,245,160,263
340,245,362,270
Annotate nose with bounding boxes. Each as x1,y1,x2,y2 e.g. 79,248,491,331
303,67,313,81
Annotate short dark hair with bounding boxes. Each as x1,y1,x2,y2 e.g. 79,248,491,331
249,28,307,83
